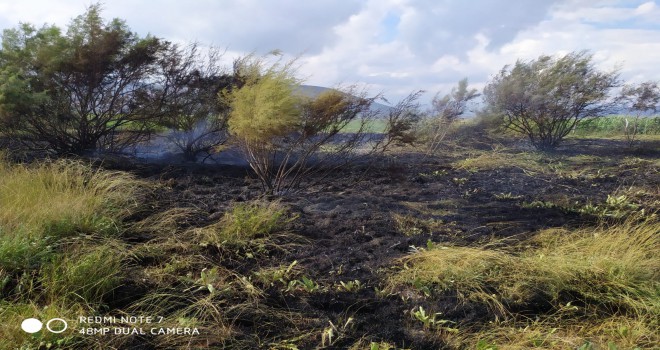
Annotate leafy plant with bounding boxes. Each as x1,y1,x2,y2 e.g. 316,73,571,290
195,267,222,294
337,280,363,292
254,260,299,288
410,306,456,331
494,192,524,201
322,317,354,347
295,276,321,293
484,51,620,150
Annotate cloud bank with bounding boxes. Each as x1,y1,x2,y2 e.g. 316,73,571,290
1,0,658,104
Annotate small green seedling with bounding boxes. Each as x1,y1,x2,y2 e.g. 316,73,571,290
296,276,320,293
338,279,362,292
410,306,456,331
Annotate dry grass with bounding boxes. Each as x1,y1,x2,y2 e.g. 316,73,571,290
0,156,144,349
387,219,659,348
448,315,658,350
0,157,141,241
453,149,548,174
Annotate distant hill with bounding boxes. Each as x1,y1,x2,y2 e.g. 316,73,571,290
295,85,393,116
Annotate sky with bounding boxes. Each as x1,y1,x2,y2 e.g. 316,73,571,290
1,0,659,106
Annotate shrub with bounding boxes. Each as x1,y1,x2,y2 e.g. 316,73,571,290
617,81,660,146
422,78,480,153
0,5,180,154
483,51,620,150
224,53,419,194
157,43,233,161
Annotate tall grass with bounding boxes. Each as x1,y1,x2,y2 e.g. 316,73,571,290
0,155,142,349
388,219,659,348
0,158,139,235
40,243,127,304
0,156,140,271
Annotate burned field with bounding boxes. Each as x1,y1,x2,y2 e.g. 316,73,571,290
1,4,659,349
58,137,654,350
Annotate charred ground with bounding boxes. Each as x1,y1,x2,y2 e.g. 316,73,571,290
94,136,659,349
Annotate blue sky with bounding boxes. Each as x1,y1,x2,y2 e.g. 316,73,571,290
1,0,659,105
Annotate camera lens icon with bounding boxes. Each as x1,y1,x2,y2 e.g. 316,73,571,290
21,318,68,334
46,318,68,333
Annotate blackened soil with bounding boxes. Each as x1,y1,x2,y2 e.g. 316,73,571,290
107,138,659,349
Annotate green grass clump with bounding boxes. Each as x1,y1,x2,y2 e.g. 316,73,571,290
0,157,140,271
197,200,293,246
388,219,659,348
0,158,139,237
0,301,87,350
0,156,142,349
40,243,127,304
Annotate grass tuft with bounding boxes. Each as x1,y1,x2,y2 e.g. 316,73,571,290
196,200,294,246
388,219,659,348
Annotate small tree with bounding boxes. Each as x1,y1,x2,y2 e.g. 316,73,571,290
223,54,418,194
223,54,304,192
425,78,479,153
158,43,232,161
0,4,174,155
483,51,620,150
618,81,660,147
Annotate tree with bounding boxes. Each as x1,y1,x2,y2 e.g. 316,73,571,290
425,78,479,153
617,81,660,147
0,4,175,155
158,43,232,161
431,78,480,124
483,51,620,150
223,53,418,194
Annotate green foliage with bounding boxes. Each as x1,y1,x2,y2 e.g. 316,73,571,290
225,54,302,143
484,51,620,150
0,4,175,154
40,244,126,304
197,200,292,246
253,260,300,289
294,276,321,293
410,306,456,331
337,279,363,292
